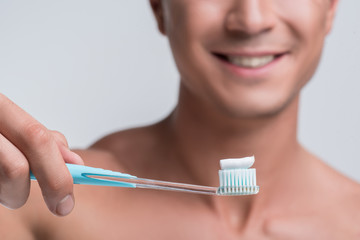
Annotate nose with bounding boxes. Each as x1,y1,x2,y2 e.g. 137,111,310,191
225,0,275,36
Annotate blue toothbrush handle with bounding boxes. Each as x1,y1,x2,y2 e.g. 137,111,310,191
30,163,137,188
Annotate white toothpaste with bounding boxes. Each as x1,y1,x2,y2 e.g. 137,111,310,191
220,156,255,170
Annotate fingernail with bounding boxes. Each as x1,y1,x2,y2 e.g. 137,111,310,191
56,194,74,216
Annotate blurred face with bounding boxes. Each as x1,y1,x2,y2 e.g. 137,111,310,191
151,0,338,118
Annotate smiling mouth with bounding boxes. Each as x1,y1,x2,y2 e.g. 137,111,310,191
213,53,285,69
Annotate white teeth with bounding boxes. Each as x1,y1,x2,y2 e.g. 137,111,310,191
227,55,275,68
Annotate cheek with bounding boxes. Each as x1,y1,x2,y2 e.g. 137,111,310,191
275,0,329,55
165,1,225,95
274,0,329,88
165,1,223,45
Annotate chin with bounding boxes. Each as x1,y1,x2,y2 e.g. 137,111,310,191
215,92,299,119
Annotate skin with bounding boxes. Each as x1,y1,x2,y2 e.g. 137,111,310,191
1,0,360,239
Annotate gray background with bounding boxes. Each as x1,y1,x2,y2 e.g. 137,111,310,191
0,1,359,182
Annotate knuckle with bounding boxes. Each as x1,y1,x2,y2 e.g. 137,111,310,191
0,160,28,181
24,123,51,146
51,130,68,147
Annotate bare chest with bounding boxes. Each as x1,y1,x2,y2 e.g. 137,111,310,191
34,187,360,240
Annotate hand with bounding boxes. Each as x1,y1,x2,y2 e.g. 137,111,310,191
0,93,84,216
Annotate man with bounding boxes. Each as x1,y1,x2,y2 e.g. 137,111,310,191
0,0,359,239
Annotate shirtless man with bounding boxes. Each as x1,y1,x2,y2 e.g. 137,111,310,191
0,0,359,239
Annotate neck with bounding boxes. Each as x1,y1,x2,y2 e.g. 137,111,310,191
167,84,301,188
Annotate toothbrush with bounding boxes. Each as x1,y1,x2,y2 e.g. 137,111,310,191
30,157,259,196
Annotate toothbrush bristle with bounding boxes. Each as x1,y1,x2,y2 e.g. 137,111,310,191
217,168,259,195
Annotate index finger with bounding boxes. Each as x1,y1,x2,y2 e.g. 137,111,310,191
0,93,75,216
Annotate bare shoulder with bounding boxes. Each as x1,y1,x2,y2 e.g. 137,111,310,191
311,154,360,237
80,120,171,175
313,154,360,202
333,170,360,222
307,151,360,204
266,152,360,239
90,122,165,155
324,172,360,238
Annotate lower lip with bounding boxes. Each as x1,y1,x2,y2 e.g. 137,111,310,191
214,54,286,80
